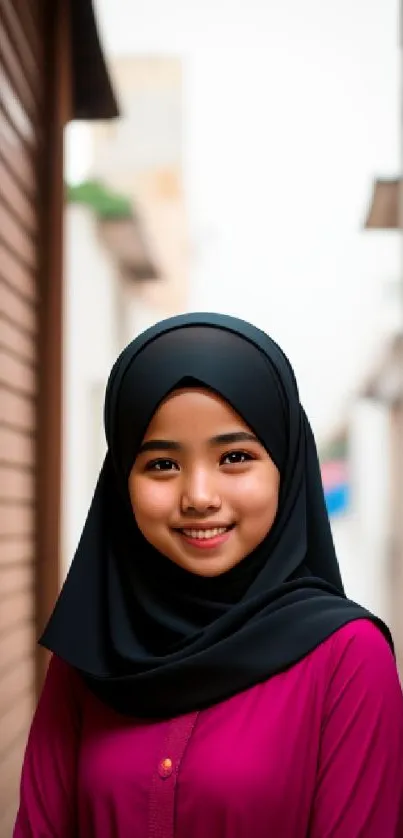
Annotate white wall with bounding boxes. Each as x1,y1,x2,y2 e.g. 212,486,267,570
122,280,166,338
332,399,391,620
62,207,120,573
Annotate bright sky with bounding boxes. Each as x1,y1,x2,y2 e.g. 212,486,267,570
66,0,400,438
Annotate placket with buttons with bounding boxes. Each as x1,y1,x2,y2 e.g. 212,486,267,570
148,711,199,838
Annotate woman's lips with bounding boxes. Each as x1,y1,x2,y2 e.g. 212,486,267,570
175,525,234,550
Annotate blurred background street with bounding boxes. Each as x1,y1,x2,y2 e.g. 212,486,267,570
0,0,402,832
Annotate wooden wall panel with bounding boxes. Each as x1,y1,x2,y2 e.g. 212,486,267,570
0,0,44,832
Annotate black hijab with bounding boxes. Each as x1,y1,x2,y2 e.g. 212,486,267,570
40,313,392,717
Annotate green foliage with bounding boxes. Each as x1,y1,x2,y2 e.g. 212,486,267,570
66,179,132,220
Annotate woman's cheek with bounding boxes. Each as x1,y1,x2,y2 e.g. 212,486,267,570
133,479,175,521
230,479,278,519
225,473,269,504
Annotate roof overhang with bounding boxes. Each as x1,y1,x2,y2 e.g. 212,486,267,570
70,0,119,120
364,178,400,230
99,217,160,281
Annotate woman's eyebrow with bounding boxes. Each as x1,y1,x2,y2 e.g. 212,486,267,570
209,432,258,446
138,431,258,455
137,439,182,454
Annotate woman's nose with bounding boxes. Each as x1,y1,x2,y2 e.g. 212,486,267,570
180,469,221,514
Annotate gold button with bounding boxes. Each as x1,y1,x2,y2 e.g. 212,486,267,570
162,758,172,769
158,757,173,778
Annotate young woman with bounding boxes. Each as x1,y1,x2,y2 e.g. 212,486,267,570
14,313,403,837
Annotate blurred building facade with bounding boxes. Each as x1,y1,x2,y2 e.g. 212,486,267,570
330,404,392,618
89,56,189,318
327,175,403,675
0,1,118,831
364,176,403,673
62,184,161,575
317,404,391,628
62,56,189,575
360,334,403,672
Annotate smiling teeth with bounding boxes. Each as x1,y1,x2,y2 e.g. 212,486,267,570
181,527,228,540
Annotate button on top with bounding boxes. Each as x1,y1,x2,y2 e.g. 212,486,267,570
158,757,173,779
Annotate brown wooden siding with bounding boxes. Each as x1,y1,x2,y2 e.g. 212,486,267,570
0,0,114,829
0,0,43,833
35,0,71,691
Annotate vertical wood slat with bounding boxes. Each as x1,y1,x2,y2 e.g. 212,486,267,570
0,0,43,833
0,318,37,363
0,347,36,396
0,279,37,334
0,694,33,764
0,74,35,146
0,737,30,836
0,562,34,597
0,199,37,269
0,620,35,670
35,0,70,688
5,0,40,69
0,157,37,237
0,239,38,302
0,133,36,198
0,10,37,120
0,588,34,633
0,0,41,100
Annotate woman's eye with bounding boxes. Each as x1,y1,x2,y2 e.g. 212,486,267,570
221,450,253,465
146,459,179,472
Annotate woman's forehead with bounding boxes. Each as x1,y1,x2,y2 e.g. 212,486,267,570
143,387,252,436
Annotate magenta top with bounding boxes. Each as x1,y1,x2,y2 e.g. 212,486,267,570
13,619,403,837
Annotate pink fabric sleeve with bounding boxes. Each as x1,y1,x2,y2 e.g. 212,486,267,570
13,655,81,837
310,620,403,837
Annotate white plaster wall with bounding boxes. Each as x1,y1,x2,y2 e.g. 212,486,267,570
121,280,169,343
332,400,391,621
62,206,122,575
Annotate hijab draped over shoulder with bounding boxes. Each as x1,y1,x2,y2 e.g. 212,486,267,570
40,313,392,717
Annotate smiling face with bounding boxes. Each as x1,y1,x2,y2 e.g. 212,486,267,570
128,388,280,577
